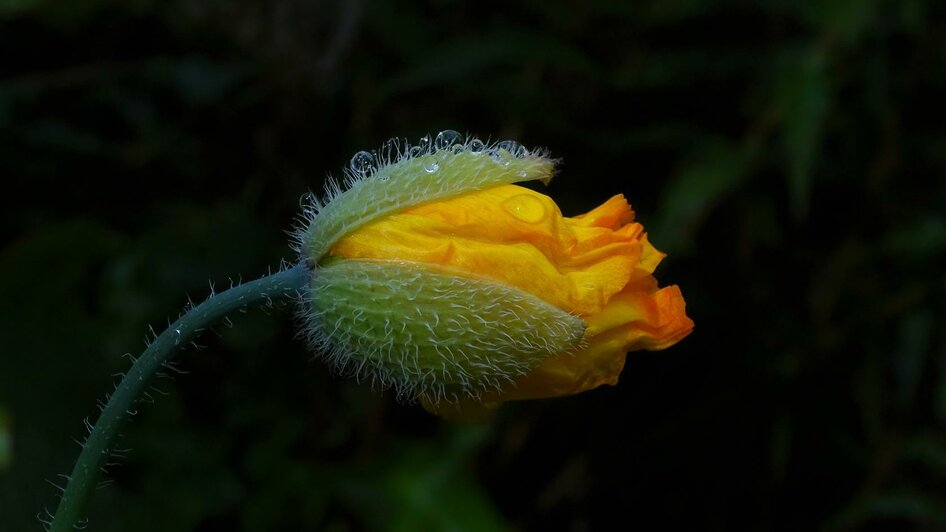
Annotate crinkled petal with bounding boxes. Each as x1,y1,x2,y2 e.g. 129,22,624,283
328,183,694,418
431,284,693,414
329,185,646,316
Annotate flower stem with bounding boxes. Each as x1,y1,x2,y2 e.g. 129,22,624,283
49,262,311,532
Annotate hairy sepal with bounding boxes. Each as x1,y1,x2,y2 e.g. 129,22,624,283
297,135,555,262
301,259,585,404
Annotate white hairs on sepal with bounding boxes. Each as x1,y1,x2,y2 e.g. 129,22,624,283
298,259,585,404
293,130,556,263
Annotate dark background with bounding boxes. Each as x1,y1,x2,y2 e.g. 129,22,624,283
2,1,945,530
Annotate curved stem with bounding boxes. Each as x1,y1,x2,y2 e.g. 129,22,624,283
49,262,311,532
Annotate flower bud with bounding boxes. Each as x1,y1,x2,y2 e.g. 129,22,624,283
302,259,585,402
297,132,553,263
297,131,693,415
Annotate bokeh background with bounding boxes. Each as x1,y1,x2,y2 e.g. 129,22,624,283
2,0,945,530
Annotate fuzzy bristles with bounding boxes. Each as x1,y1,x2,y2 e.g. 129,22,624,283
297,259,585,405
291,130,556,264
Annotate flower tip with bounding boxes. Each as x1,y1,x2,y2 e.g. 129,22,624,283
642,284,694,351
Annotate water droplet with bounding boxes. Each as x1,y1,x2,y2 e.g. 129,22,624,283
468,139,485,153
491,150,511,166
417,134,432,152
424,161,440,173
379,137,401,163
435,129,461,150
501,193,547,224
496,139,527,157
349,150,375,174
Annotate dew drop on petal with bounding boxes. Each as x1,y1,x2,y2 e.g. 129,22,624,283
501,193,547,224
424,161,440,173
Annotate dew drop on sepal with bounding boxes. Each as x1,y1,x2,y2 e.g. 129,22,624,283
415,134,432,154
496,139,527,157
468,139,485,153
349,151,375,174
379,138,403,164
435,130,461,151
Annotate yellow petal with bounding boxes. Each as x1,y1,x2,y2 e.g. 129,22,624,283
327,183,693,418
329,185,646,317
444,284,693,407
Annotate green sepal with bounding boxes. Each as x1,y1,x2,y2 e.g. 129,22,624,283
299,139,555,262
302,259,585,403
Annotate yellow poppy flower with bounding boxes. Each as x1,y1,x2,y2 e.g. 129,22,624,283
326,184,693,419
298,132,693,420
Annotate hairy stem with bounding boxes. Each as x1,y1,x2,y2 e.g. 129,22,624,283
49,262,311,532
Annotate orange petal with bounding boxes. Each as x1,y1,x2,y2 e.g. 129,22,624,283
423,283,692,420
328,183,693,416
570,193,636,229
328,185,646,316
474,284,693,402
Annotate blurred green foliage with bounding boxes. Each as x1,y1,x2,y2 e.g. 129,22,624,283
0,405,10,470
1,0,945,530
